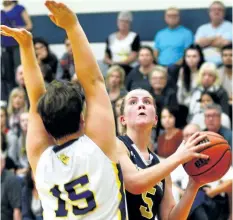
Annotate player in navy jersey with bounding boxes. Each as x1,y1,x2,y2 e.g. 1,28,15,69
117,89,211,220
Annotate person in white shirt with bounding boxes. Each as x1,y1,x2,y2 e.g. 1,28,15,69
195,1,232,65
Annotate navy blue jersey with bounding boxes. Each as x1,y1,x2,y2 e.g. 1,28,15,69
118,135,165,220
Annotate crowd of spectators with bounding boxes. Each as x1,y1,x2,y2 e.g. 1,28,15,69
1,0,232,219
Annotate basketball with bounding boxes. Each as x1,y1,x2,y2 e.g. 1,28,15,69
183,131,231,184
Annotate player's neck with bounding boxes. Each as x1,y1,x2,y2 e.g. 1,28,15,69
127,127,152,152
56,131,83,146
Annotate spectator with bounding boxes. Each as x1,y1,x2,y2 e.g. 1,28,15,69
154,7,193,81
177,44,205,106
204,103,232,148
1,150,22,220
189,62,229,117
218,44,232,103
33,37,58,83
113,97,125,136
22,169,43,220
190,91,231,130
106,65,127,106
56,36,75,81
149,66,178,115
157,106,183,158
1,0,32,101
126,46,156,91
195,1,232,65
16,112,29,177
104,11,140,75
7,87,28,136
15,64,29,106
0,106,18,167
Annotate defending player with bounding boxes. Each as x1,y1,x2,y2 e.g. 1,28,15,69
0,1,126,219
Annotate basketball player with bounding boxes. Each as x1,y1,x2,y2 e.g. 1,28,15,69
117,89,211,220
0,1,126,219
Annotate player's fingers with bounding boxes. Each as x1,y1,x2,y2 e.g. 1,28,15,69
186,132,200,144
0,30,11,37
192,142,211,153
0,25,15,35
190,134,209,146
194,153,209,160
45,0,60,14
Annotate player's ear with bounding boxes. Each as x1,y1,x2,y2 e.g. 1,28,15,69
120,115,126,126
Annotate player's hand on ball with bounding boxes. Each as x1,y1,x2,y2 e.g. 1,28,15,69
0,25,32,46
45,0,78,31
174,132,210,164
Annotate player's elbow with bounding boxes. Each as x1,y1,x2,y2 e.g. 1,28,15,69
125,177,148,195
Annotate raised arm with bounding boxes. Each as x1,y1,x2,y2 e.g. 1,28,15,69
45,1,117,160
0,26,54,173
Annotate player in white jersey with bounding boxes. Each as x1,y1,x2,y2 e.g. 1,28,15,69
0,1,127,219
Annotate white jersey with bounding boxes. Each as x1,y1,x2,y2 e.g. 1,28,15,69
35,135,127,220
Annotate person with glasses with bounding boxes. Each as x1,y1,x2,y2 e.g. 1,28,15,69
204,103,232,149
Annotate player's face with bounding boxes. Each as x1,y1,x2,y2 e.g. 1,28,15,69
150,71,167,90
201,71,216,88
200,94,213,108
108,71,122,88
12,92,25,110
138,48,154,67
185,49,200,68
222,49,232,67
122,90,157,129
165,9,180,28
209,3,225,23
204,109,221,131
161,108,176,130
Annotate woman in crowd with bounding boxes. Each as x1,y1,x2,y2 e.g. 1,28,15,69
177,44,205,106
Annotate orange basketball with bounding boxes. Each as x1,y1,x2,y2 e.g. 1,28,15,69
183,131,231,184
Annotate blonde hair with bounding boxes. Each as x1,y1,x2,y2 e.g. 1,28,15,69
197,62,220,86
105,65,126,89
149,65,168,80
7,87,28,116
166,7,180,14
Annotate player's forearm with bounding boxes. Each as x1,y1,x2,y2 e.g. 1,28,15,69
20,42,46,107
127,154,182,194
168,180,199,220
66,23,105,91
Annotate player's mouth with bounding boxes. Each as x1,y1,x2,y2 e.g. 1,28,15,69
138,112,147,116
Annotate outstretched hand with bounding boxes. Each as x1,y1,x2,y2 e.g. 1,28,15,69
45,0,78,31
174,132,210,164
0,25,32,46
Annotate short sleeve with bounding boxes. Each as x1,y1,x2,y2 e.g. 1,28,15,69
154,33,160,50
105,38,111,57
195,26,205,42
131,34,140,52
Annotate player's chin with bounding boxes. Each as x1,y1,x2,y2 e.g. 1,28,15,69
135,119,152,127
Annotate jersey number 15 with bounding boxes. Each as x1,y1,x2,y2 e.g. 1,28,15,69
50,174,97,217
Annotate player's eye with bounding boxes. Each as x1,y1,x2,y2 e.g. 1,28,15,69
130,100,137,105
144,100,151,105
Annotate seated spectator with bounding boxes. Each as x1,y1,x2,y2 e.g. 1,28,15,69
149,66,178,115
104,11,140,75
204,104,232,148
154,7,193,82
157,106,183,158
218,44,232,103
189,62,229,117
56,36,75,81
1,0,32,101
1,150,22,220
177,44,205,106
195,1,232,65
22,169,43,220
114,97,125,136
0,106,18,167
16,112,29,177
15,64,29,106
106,65,127,107
33,37,58,83
7,87,28,136
191,91,231,130
126,46,156,91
